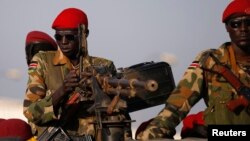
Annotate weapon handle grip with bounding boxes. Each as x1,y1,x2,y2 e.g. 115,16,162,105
107,95,120,114
96,129,102,141
66,92,80,105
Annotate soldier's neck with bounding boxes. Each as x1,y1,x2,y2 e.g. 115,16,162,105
70,59,80,67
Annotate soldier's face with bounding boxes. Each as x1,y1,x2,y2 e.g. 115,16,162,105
55,29,79,58
226,14,250,53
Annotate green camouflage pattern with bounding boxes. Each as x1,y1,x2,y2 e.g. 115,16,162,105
137,43,250,140
23,51,131,139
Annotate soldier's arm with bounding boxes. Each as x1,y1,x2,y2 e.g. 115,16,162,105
51,69,79,115
137,53,206,140
23,54,59,125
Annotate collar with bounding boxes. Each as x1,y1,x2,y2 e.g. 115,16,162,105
52,48,91,67
52,48,69,65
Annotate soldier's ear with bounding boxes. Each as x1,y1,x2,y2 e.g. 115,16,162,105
86,29,89,37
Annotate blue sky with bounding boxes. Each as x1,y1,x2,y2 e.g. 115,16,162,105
0,0,230,139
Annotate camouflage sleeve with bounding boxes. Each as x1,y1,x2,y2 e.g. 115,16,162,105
137,51,208,140
23,53,58,125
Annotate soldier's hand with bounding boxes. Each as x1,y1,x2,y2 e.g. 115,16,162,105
63,70,79,93
78,71,92,86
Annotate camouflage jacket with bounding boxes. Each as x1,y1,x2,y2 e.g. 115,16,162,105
23,50,130,138
138,42,250,140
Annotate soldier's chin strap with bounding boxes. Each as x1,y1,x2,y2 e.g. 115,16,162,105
209,53,250,113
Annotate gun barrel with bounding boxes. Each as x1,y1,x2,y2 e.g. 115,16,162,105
145,80,158,92
100,77,158,92
105,88,136,97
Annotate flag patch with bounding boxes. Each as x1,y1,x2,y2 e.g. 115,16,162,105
188,61,200,69
28,61,38,73
29,62,38,69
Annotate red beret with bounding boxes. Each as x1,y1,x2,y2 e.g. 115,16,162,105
52,8,88,29
26,30,57,49
0,118,5,123
222,0,250,23
0,118,32,140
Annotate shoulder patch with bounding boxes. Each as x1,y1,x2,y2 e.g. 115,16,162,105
188,61,200,69
28,61,38,73
29,61,38,68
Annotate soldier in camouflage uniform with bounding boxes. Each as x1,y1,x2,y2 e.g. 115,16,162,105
25,30,57,65
137,0,250,140
23,8,132,140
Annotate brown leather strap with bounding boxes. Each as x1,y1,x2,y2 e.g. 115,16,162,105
209,53,250,112
209,53,243,92
228,45,238,74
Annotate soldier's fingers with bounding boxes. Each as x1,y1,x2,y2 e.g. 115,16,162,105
81,72,92,77
66,70,78,78
67,78,79,83
65,82,79,88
